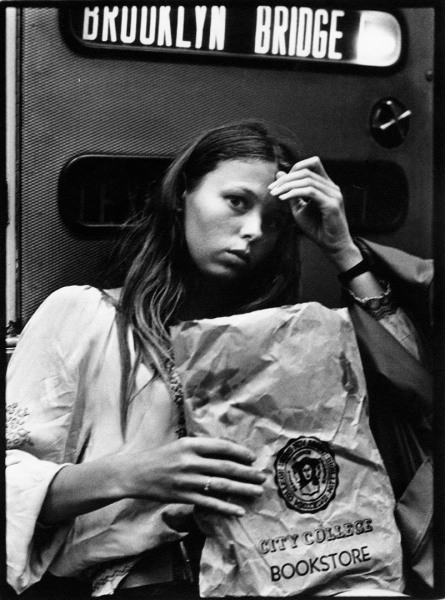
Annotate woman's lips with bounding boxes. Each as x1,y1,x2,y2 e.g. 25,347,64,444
226,249,251,265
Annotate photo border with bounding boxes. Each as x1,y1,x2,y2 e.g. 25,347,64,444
1,1,443,597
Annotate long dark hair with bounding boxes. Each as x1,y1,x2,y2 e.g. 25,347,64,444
116,120,302,418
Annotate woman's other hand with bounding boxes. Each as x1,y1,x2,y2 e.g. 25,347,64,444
119,437,266,518
268,156,363,271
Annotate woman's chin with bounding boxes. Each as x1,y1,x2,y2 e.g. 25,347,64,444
198,265,248,283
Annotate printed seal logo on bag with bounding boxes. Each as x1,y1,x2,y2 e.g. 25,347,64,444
274,436,339,513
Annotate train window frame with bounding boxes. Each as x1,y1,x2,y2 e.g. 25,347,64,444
58,154,172,237
58,154,409,238
1,1,444,599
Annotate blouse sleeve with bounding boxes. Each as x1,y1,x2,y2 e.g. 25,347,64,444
344,282,423,362
6,286,100,593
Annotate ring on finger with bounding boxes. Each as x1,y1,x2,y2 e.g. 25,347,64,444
203,477,213,494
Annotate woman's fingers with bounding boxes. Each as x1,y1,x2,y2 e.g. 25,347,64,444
271,164,333,188
129,437,266,517
269,170,341,205
289,155,329,178
266,156,357,265
267,158,345,223
168,471,264,516
181,438,266,480
196,474,264,498
184,474,264,517
190,437,256,465
184,491,248,517
189,454,266,484
176,440,266,511
273,184,338,205
265,157,354,258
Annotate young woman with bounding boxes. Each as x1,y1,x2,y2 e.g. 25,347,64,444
6,121,423,598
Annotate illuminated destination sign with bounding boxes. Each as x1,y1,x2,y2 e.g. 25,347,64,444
64,5,402,67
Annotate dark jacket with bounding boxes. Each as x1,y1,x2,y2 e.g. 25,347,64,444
350,239,434,592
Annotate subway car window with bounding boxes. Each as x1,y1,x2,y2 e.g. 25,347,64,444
59,156,408,236
3,2,444,600
58,155,171,235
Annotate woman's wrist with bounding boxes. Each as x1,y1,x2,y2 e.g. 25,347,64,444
337,259,371,287
110,452,139,498
330,241,388,300
40,455,131,525
328,243,364,274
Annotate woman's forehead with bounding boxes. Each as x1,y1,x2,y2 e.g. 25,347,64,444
208,158,277,186
192,158,290,214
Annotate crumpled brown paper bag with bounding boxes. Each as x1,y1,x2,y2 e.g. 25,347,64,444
171,303,404,596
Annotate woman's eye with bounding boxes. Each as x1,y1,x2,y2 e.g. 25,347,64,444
227,196,248,211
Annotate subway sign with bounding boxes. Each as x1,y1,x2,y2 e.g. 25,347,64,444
63,5,403,67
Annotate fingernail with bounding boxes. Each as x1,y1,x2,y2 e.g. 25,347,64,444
235,507,245,517
269,188,278,195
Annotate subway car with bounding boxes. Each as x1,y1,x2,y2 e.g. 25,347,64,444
2,0,444,598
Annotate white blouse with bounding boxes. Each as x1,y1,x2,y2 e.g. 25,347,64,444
6,286,189,595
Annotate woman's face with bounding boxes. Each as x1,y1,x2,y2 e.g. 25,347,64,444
183,159,287,280
302,464,313,481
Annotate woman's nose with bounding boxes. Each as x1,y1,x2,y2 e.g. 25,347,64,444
239,211,263,241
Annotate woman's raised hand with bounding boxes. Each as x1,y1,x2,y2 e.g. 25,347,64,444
121,437,266,518
268,157,361,270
